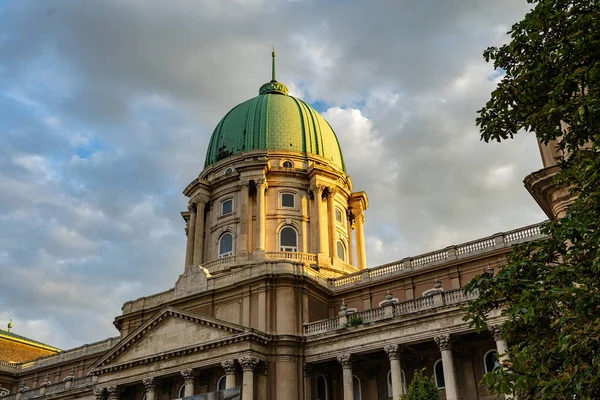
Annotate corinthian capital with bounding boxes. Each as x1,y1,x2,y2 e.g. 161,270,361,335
106,386,122,400
434,334,452,351
238,356,260,372
187,202,196,212
181,369,196,383
255,177,268,189
192,195,210,207
489,325,504,342
384,344,403,360
336,353,352,369
221,360,236,375
142,377,157,392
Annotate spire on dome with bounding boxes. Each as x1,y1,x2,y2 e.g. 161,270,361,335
272,45,276,82
259,47,289,95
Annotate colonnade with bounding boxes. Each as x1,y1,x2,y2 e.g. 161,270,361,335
305,327,510,400
94,356,264,400
184,178,368,269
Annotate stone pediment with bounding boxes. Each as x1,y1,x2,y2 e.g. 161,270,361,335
91,307,246,371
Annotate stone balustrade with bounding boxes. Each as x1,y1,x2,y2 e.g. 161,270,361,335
328,221,545,289
265,251,317,262
303,288,479,336
1,377,94,400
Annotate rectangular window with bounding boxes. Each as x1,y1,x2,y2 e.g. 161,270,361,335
221,199,233,215
281,193,295,208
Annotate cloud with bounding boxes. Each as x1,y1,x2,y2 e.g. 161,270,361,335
0,0,545,348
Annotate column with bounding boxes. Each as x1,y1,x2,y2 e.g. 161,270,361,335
303,364,314,400
435,334,460,400
185,203,197,267
238,356,260,400
337,353,354,400
255,178,267,251
221,360,236,389
490,325,512,399
106,386,122,400
193,198,207,265
384,344,404,399
142,378,157,400
354,209,367,270
347,214,354,267
181,369,196,397
238,180,250,256
326,187,337,259
311,185,327,255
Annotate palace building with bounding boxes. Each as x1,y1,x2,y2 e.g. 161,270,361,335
0,51,564,400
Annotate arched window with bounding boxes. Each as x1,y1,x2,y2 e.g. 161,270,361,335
353,376,362,400
282,160,293,168
177,384,185,399
216,375,226,391
484,350,500,373
279,226,298,252
336,241,346,262
335,208,344,224
221,198,233,215
387,369,407,396
219,233,234,257
142,394,147,400
317,374,328,400
434,359,445,389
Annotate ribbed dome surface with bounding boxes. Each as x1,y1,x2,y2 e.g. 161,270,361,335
204,89,346,173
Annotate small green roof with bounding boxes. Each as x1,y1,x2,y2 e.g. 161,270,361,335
204,51,346,172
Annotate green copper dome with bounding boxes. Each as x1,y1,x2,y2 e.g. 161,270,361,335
204,50,346,172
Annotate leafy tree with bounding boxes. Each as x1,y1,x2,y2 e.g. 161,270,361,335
466,0,600,398
400,369,438,400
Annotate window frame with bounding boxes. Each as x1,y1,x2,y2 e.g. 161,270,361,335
279,226,299,252
216,375,226,392
335,207,344,224
177,384,185,399
352,375,362,400
218,232,234,258
483,349,500,373
223,167,234,175
317,374,329,400
221,198,234,216
434,359,445,389
336,240,346,262
280,192,296,208
282,160,294,168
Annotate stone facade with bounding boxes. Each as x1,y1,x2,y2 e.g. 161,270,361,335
0,67,558,400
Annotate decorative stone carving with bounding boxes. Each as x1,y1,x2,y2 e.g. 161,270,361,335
434,334,452,351
489,325,504,341
353,210,365,224
93,388,106,400
303,364,314,378
338,298,348,316
40,374,52,388
17,383,28,393
336,353,352,369
221,360,236,375
180,369,196,383
142,378,157,391
384,344,403,360
192,196,210,207
238,179,250,190
187,203,196,212
238,356,260,372
325,186,338,198
255,178,268,189
106,386,122,400
362,366,380,380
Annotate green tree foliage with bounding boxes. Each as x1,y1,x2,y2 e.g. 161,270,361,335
466,0,600,398
400,369,438,400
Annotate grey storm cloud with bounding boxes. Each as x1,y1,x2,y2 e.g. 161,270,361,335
0,0,545,348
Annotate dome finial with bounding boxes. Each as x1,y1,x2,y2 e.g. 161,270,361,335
271,45,276,82
7,319,13,332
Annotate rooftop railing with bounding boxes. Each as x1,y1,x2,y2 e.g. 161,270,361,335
327,221,546,289
303,287,479,336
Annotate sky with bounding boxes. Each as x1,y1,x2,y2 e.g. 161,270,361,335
0,0,546,350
